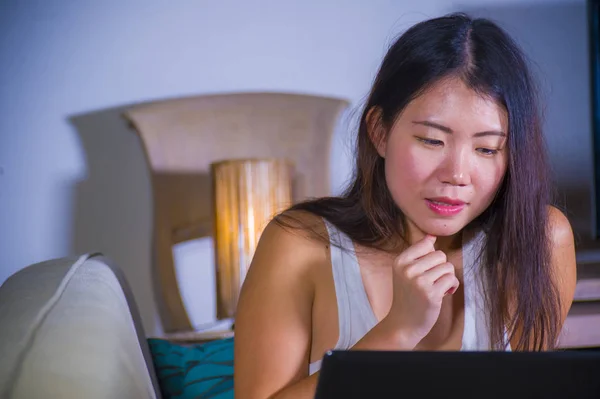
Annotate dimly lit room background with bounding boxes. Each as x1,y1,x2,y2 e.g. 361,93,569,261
0,0,594,338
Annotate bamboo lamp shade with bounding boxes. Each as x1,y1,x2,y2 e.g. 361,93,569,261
212,158,292,319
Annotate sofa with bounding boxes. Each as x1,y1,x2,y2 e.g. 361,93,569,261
0,253,163,399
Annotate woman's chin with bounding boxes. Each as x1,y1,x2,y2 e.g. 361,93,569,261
404,213,470,240
418,219,466,237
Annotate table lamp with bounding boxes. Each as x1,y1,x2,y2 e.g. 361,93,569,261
211,158,292,320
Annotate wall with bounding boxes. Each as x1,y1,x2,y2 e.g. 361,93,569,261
0,0,588,336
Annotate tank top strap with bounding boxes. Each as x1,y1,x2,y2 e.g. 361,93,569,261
308,219,378,375
323,219,378,334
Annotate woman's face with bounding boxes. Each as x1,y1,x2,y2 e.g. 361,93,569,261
376,77,509,239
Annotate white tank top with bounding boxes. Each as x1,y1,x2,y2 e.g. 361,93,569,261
309,219,511,375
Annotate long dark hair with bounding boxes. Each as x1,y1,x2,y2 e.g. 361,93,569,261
276,13,561,351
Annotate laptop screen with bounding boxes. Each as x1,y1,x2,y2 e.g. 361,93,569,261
315,350,600,399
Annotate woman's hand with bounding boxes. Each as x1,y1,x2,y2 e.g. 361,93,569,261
383,235,460,347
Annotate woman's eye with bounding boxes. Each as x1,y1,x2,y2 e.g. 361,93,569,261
477,148,499,156
417,137,444,146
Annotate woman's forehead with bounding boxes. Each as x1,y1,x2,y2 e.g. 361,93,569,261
401,78,508,134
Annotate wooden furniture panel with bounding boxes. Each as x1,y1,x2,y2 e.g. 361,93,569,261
123,92,349,333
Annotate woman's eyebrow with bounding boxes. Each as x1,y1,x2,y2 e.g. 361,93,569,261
412,120,506,137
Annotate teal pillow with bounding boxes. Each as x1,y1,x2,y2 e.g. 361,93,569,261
148,337,234,399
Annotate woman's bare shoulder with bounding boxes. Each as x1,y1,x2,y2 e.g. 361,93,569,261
270,209,330,240
547,206,575,248
261,209,331,255
246,209,331,287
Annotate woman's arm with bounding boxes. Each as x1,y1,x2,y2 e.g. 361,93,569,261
233,216,318,399
547,206,577,328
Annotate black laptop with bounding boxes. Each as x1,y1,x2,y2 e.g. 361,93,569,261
314,350,600,398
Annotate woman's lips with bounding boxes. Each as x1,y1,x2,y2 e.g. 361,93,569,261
425,198,466,216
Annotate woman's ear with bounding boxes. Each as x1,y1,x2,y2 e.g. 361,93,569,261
366,106,387,158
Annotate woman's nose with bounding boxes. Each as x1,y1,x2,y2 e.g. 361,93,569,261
439,149,471,186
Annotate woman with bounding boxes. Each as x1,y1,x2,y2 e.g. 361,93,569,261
234,12,577,399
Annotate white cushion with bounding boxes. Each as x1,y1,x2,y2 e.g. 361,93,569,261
0,254,158,399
